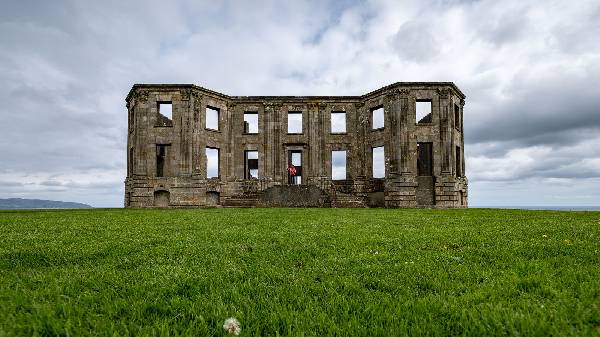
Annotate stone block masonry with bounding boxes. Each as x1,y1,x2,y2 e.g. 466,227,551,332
124,82,468,208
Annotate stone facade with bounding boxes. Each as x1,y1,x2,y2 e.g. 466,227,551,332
124,82,467,208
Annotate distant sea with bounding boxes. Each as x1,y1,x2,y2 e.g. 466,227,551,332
472,206,600,211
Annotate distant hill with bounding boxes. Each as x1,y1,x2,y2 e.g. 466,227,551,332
0,198,92,209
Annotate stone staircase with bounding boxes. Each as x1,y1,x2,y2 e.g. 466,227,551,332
222,193,260,207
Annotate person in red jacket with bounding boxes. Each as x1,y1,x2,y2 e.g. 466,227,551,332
287,163,297,184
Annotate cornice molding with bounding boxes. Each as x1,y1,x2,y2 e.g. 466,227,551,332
125,82,467,104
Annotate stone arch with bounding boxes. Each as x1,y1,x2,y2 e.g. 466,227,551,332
154,190,170,207
206,191,220,206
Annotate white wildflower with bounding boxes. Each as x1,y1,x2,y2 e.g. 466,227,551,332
223,317,241,336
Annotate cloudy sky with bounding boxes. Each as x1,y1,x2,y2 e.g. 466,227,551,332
1,0,599,207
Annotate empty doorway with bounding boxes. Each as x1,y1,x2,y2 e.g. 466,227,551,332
154,190,170,207
416,142,434,206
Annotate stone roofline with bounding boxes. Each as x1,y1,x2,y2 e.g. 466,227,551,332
125,82,466,103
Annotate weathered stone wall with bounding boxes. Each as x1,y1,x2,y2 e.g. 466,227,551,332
125,82,468,208
259,185,330,207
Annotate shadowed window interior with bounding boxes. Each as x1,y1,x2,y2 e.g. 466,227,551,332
157,102,173,127
287,112,302,133
331,150,347,180
206,106,219,130
245,150,258,179
129,108,134,131
331,112,346,133
156,144,170,177
288,150,302,184
371,106,384,129
244,112,258,133
206,147,219,178
416,100,432,124
417,142,433,176
153,190,170,207
372,146,385,178
129,148,134,176
456,146,462,176
454,104,460,130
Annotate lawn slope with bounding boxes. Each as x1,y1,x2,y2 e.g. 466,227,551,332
0,208,599,336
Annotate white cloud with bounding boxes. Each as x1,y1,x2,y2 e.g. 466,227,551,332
0,0,599,206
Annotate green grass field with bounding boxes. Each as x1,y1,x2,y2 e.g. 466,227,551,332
0,208,599,336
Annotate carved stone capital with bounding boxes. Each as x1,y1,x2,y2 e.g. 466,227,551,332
135,90,149,102
181,88,192,101
263,102,282,111
191,90,202,98
397,88,411,96
460,99,465,107
331,105,347,112
437,88,450,99
354,101,365,109
358,114,369,126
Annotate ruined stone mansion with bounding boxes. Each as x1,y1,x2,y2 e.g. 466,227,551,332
125,82,467,208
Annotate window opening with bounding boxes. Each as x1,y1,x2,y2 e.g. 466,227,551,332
157,102,173,127
417,142,433,176
244,112,258,133
331,150,347,180
206,147,219,178
288,150,302,184
287,112,303,133
416,100,432,124
456,146,462,177
372,146,385,178
454,104,460,130
245,150,259,179
371,106,384,129
156,144,170,177
331,112,346,133
206,106,219,130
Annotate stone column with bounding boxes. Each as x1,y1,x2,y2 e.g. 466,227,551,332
261,103,270,184
460,98,466,178
226,102,236,182
354,101,367,178
308,102,319,183
135,89,149,176
438,88,452,174
191,92,203,177
386,91,400,177
318,102,327,179
180,89,192,176
267,103,283,184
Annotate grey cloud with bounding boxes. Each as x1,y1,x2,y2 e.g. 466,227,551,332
58,180,122,190
389,20,439,62
0,181,25,188
475,8,530,46
466,65,600,146
551,3,600,54
468,128,600,158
